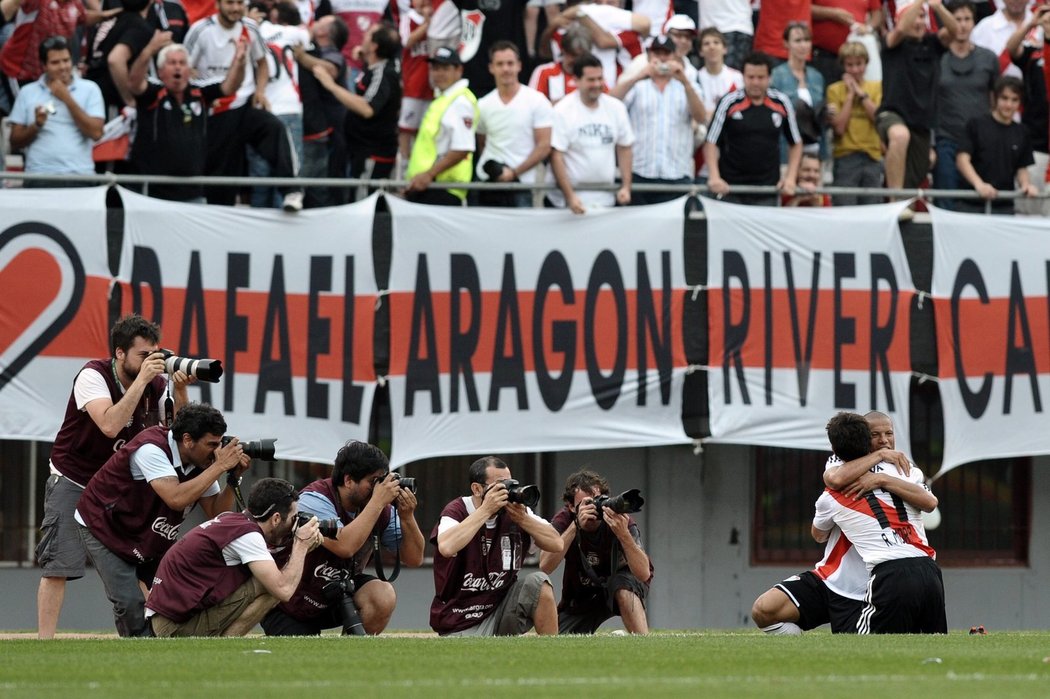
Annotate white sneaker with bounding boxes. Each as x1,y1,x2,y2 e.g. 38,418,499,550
282,191,304,212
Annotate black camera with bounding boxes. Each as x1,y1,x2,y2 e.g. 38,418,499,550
294,512,339,538
500,478,540,509
160,349,223,382
220,435,277,461
321,577,366,636
482,159,509,181
390,472,417,494
591,489,645,515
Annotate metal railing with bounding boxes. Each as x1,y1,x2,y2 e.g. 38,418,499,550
1,171,1040,215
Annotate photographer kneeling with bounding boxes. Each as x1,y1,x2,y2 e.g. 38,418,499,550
539,470,653,635
260,441,425,636
146,478,323,637
75,402,250,637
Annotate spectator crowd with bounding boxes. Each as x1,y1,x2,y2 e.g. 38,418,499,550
2,0,1049,213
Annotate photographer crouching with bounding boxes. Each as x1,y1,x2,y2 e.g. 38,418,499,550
260,441,425,636
146,478,324,637
74,403,251,636
539,470,653,635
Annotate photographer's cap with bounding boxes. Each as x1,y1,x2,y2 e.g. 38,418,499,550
648,35,675,53
429,46,462,66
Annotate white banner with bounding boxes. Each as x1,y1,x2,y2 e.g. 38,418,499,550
0,187,110,440
705,197,915,453
931,206,1050,476
115,188,378,464
385,197,692,469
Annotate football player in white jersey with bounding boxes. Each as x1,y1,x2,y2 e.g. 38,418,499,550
750,411,924,635
815,412,945,634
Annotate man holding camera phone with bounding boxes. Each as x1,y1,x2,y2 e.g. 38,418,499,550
36,314,191,639
430,455,562,636
539,469,652,635
9,35,104,186
261,440,425,636
146,478,324,637
611,35,706,206
75,402,250,636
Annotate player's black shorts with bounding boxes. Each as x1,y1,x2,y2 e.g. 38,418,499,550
857,557,947,634
775,570,863,633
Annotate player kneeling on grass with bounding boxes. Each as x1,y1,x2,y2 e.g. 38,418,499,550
539,470,653,635
751,411,930,635
145,478,323,637
816,412,945,634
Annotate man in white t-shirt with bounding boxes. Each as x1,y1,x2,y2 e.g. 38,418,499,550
476,40,553,207
750,411,930,635
36,314,189,639
971,0,1039,80
147,478,323,637
814,411,946,634
549,52,635,212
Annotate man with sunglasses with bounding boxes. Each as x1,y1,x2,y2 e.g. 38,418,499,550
261,441,425,636
8,35,104,186
146,478,323,637
124,33,247,201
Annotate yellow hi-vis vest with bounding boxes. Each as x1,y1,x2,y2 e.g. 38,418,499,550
405,84,478,200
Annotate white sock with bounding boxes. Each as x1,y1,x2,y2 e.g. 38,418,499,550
761,622,803,635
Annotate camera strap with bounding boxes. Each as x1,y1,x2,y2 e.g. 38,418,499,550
574,519,620,588
372,523,402,583
228,473,246,511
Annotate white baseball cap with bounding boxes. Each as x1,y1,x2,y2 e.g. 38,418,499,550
663,14,697,34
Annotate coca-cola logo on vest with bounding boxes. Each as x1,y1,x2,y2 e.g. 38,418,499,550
151,516,181,541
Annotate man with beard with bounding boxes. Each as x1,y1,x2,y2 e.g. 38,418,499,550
146,478,323,637
35,314,189,639
76,403,251,637
125,34,247,201
261,441,425,636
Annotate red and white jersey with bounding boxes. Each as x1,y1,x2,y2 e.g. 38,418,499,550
184,15,268,112
528,60,577,105
259,21,310,116
814,461,935,573
579,3,644,88
631,0,673,37
400,8,433,100
808,455,866,600
330,0,390,71
696,65,743,120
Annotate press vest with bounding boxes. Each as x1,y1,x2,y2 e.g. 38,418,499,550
405,83,478,200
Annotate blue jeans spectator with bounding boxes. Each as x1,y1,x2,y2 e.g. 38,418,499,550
248,113,303,208
933,137,960,211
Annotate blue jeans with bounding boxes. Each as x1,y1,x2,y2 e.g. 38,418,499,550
248,112,303,208
933,137,960,211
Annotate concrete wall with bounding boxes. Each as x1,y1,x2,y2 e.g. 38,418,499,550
2,446,1047,633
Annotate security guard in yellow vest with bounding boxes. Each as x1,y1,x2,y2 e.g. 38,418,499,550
405,47,479,205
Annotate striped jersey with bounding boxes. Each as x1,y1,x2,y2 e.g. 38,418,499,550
814,462,935,573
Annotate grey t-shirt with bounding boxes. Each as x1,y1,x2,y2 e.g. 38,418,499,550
936,45,999,142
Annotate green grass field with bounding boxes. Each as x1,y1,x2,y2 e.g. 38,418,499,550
2,632,1049,698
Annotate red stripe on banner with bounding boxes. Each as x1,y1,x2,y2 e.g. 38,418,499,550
0,248,62,355
707,288,911,371
106,287,377,381
935,296,1050,379
386,288,686,375
1,252,109,358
